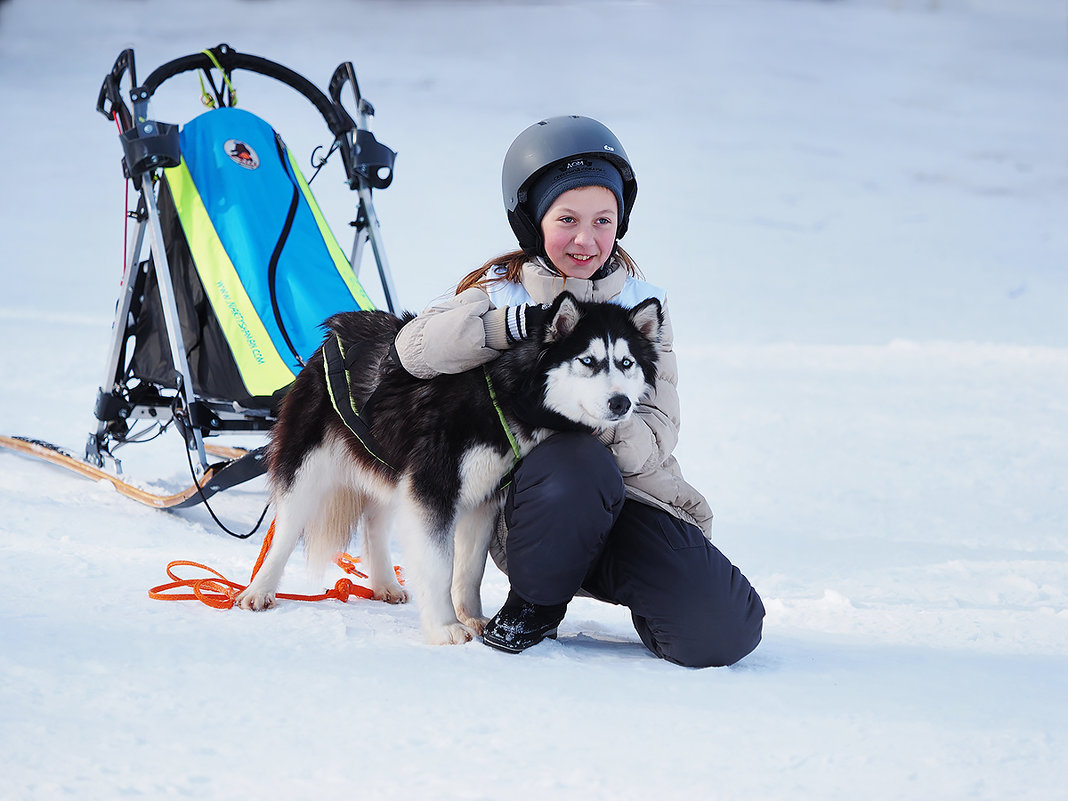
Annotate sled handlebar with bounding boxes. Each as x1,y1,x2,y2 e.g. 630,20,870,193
329,61,377,123
97,44,357,140
97,44,395,191
97,47,137,130
328,61,395,190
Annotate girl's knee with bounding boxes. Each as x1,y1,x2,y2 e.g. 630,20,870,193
635,600,765,668
632,569,766,668
678,606,764,668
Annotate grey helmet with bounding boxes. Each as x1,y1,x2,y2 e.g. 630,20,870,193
502,115,638,255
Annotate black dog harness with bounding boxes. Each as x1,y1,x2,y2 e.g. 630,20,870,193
322,334,394,472
321,336,522,489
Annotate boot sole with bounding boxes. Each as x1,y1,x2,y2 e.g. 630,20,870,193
482,627,558,654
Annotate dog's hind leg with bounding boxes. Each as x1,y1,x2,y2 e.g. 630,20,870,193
237,445,336,611
235,495,308,610
450,500,499,636
361,497,409,604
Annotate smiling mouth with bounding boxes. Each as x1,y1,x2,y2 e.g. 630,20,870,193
569,253,596,262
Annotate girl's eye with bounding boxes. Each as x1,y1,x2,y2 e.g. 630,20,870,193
597,217,613,225
559,216,575,224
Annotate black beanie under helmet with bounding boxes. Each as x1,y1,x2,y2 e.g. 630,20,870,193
528,156,626,226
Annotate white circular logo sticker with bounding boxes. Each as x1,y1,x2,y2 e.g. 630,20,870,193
224,139,260,170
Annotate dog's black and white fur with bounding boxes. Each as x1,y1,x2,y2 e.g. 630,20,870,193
236,291,663,644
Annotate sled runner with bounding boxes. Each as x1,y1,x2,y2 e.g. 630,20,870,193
0,435,264,509
1,44,399,512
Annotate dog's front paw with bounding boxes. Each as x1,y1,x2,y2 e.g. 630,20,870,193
457,613,489,637
235,586,275,611
426,622,477,645
373,581,409,605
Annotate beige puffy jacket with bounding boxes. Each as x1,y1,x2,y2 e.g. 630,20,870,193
394,259,714,537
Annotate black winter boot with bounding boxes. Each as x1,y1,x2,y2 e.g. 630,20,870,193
482,590,568,653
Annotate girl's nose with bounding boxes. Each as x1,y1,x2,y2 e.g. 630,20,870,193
573,225,595,246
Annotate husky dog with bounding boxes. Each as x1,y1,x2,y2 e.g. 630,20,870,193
236,291,662,645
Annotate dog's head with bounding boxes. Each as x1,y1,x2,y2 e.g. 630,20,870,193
533,291,663,431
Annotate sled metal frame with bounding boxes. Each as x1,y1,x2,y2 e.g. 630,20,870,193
89,44,399,479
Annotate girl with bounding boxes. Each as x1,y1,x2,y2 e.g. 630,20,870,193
394,116,764,667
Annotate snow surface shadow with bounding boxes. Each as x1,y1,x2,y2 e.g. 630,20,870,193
555,632,653,662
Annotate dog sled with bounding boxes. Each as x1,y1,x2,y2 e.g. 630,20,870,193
0,43,399,513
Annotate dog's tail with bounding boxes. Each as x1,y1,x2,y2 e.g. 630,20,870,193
302,487,363,578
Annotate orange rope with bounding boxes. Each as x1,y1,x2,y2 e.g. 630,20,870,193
149,518,403,608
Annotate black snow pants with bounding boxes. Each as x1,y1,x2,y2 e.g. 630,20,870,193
501,432,765,668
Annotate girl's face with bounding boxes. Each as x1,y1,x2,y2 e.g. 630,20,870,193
539,185,618,279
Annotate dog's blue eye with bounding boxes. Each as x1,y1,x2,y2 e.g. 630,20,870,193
619,358,633,369
580,356,594,366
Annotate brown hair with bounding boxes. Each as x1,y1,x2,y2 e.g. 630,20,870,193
455,246,642,294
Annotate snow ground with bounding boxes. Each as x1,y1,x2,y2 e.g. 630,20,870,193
0,0,1065,799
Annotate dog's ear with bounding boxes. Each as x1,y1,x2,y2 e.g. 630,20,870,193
629,297,663,343
546,292,583,342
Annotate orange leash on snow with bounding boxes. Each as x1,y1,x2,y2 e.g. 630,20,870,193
148,518,403,608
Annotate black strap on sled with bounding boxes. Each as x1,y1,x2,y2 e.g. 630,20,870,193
322,334,394,472
267,134,305,367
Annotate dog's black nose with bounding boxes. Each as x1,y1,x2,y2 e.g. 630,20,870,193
607,395,631,418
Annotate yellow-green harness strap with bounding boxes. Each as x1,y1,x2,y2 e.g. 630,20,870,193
484,366,522,489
